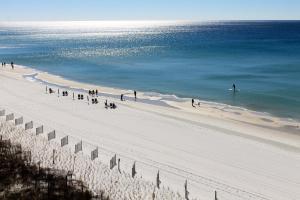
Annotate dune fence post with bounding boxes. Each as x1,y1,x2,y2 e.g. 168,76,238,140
15,116,23,126
156,170,161,189
25,121,34,130
6,113,14,121
132,161,137,178
75,140,82,154
0,109,5,116
118,158,121,173
184,180,189,200
48,130,56,141
61,135,68,147
72,155,76,173
110,154,117,169
53,149,56,165
152,187,156,200
91,147,98,160
36,125,44,135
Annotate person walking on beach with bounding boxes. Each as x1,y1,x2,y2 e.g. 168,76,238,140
96,89,98,96
11,62,14,69
134,90,137,101
121,94,124,101
192,98,195,107
105,99,108,108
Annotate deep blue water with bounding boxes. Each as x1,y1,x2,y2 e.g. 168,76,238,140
0,21,300,119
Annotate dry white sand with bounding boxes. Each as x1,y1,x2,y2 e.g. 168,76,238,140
0,65,300,200
0,121,186,200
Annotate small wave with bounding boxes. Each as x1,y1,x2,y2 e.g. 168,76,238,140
144,92,186,102
24,76,36,82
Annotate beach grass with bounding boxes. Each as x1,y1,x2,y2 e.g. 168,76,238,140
0,139,93,200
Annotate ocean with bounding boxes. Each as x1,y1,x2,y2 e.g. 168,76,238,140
0,21,300,119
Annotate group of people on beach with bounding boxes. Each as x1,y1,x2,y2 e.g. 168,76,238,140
1,61,14,69
105,100,117,109
87,89,99,104
88,89,98,96
45,85,139,110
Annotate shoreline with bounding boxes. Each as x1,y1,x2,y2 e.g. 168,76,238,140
18,65,300,129
24,73,174,108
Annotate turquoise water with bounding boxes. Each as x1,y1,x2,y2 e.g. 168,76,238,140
0,21,300,119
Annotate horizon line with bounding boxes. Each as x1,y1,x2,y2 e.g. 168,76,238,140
1,19,300,23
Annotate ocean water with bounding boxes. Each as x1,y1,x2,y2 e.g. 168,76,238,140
0,21,300,119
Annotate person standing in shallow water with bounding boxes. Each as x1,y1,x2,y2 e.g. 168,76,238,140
232,83,236,92
11,62,14,69
134,90,137,101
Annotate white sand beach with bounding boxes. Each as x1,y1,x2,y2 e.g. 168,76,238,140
1,65,300,200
